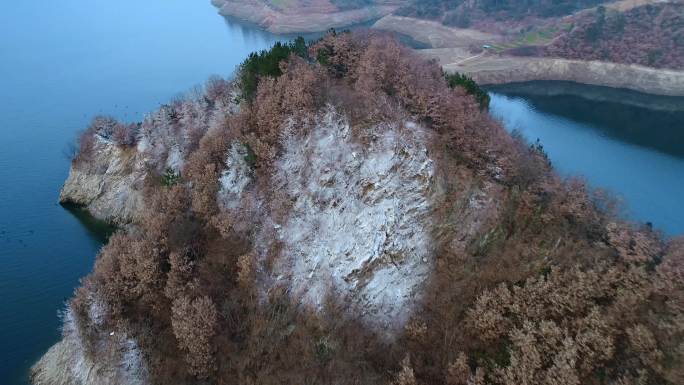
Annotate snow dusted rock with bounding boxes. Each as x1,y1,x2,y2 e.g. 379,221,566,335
218,142,254,211
60,92,238,225
60,136,146,225
265,108,438,334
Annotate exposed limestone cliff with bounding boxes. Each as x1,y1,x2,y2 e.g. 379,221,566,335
270,111,437,332
41,86,239,384
60,138,145,225
59,87,238,225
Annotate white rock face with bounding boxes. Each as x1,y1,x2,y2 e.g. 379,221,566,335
270,108,436,332
60,94,237,224
60,139,146,224
218,142,253,211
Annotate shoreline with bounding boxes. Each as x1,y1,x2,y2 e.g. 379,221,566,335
211,0,399,34
212,6,684,96
375,15,684,97
437,53,684,97
486,80,684,112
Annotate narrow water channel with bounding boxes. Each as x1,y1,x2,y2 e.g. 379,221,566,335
488,81,684,236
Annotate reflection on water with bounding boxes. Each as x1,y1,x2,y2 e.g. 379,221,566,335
488,81,684,158
488,82,684,236
60,203,117,244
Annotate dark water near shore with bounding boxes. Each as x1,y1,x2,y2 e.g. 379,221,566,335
0,1,277,383
488,82,684,235
1,2,682,384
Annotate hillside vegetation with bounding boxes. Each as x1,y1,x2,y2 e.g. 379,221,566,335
547,3,684,69
44,33,684,385
392,0,684,70
396,0,608,26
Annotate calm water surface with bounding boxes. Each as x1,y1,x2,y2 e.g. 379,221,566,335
0,1,276,383
488,82,684,235
1,2,683,384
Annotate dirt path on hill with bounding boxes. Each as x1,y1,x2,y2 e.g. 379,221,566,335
372,14,684,96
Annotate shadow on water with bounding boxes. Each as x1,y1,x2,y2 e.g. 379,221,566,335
487,81,684,159
60,203,117,244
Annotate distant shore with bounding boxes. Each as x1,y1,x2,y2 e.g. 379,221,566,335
211,4,684,96
437,54,684,97
211,0,399,34
375,15,684,97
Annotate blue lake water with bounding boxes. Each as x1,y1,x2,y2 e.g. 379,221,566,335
1,2,683,384
0,1,277,383
488,82,684,235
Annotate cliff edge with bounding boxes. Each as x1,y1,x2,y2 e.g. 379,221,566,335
59,82,239,225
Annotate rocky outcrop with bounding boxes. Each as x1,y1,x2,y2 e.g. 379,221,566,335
60,138,145,225
270,111,436,333
40,86,240,385
31,333,147,385
215,108,499,336
59,88,238,225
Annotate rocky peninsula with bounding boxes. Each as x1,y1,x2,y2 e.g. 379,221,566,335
34,31,684,385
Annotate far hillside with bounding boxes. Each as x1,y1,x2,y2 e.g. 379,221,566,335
211,0,408,33
396,0,684,70
396,0,609,27
547,2,684,69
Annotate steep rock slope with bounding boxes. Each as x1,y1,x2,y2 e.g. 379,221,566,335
270,110,437,331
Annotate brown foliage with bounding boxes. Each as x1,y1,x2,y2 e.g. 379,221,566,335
184,126,233,218
66,32,684,385
205,75,234,104
112,122,138,146
164,250,197,300
460,262,679,385
171,295,219,378
547,3,684,70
